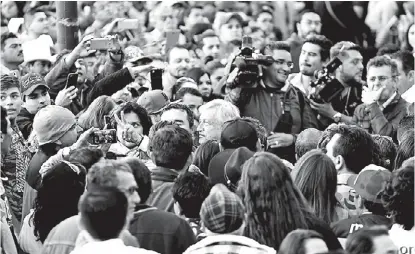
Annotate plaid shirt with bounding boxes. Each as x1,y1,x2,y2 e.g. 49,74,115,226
183,235,276,254
1,126,32,221
352,95,408,137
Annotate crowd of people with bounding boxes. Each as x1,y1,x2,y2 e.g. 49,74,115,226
0,1,414,254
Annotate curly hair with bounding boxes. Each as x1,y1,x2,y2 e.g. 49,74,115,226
32,161,86,242
381,164,414,230
237,152,311,250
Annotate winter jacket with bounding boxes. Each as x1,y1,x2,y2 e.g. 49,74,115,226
129,204,196,254
146,167,180,213
352,95,408,139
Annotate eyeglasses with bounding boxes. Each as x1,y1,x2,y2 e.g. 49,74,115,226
273,59,294,69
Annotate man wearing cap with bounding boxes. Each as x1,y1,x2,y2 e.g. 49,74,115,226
215,13,244,59
183,184,276,254
208,118,260,186
0,74,32,234
22,38,52,77
331,165,392,242
137,90,170,125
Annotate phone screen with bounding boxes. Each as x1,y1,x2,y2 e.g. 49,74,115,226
65,73,78,89
150,69,163,91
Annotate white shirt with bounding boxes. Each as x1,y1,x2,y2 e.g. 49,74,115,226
402,85,415,103
71,237,158,254
389,224,415,251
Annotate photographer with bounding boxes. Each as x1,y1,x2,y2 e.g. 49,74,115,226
309,41,364,129
225,41,311,162
352,56,408,139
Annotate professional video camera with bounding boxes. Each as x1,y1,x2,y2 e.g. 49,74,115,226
233,36,274,88
310,46,347,103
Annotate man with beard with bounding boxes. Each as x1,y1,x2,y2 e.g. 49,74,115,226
0,32,23,77
310,41,364,129
225,42,309,162
289,35,333,129
287,10,322,73
163,45,191,100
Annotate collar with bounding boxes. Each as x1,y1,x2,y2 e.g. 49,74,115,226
402,86,415,103
337,173,355,185
381,92,399,109
260,79,289,92
151,166,180,182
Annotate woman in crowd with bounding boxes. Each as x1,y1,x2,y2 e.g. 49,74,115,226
19,161,86,253
187,67,220,102
278,229,328,254
237,152,342,251
192,140,220,176
293,150,348,223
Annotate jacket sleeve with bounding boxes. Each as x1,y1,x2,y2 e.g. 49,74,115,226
367,102,407,137
45,58,72,99
173,218,196,254
16,115,33,140
86,67,134,106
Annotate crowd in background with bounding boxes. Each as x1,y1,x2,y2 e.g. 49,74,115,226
0,1,414,254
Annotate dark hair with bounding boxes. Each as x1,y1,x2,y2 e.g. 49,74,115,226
33,161,86,242
1,106,7,134
376,44,400,57
293,150,339,223
241,117,267,150
303,35,333,62
371,135,397,172
346,226,390,254
1,32,18,50
120,157,152,204
79,186,128,240
237,152,311,250
394,129,414,170
318,125,374,174
391,50,415,76
148,120,177,143
175,87,203,101
115,102,152,135
150,126,193,170
167,45,189,63
293,10,319,33
367,56,399,77
192,140,220,176
278,229,325,254
68,148,104,173
264,41,291,55
161,103,195,128
187,67,211,86
362,197,387,216
382,163,414,229
296,128,323,159
397,115,414,144
39,143,60,157
172,171,211,218
0,74,20,92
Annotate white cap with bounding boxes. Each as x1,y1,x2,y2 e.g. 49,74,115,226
23,38,52,64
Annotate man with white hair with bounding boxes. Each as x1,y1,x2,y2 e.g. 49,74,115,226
197,99,240,144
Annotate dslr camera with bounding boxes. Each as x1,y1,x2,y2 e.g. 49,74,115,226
233,36,274,88
310,47,347,103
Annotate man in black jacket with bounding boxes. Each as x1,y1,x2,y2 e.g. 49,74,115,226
122,157,196,254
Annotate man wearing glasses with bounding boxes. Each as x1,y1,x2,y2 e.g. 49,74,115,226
225,41,308,163
352,56,408,139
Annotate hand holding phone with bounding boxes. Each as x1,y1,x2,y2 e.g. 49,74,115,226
91,129,117,144
65,73,79,89
90,37,116,50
